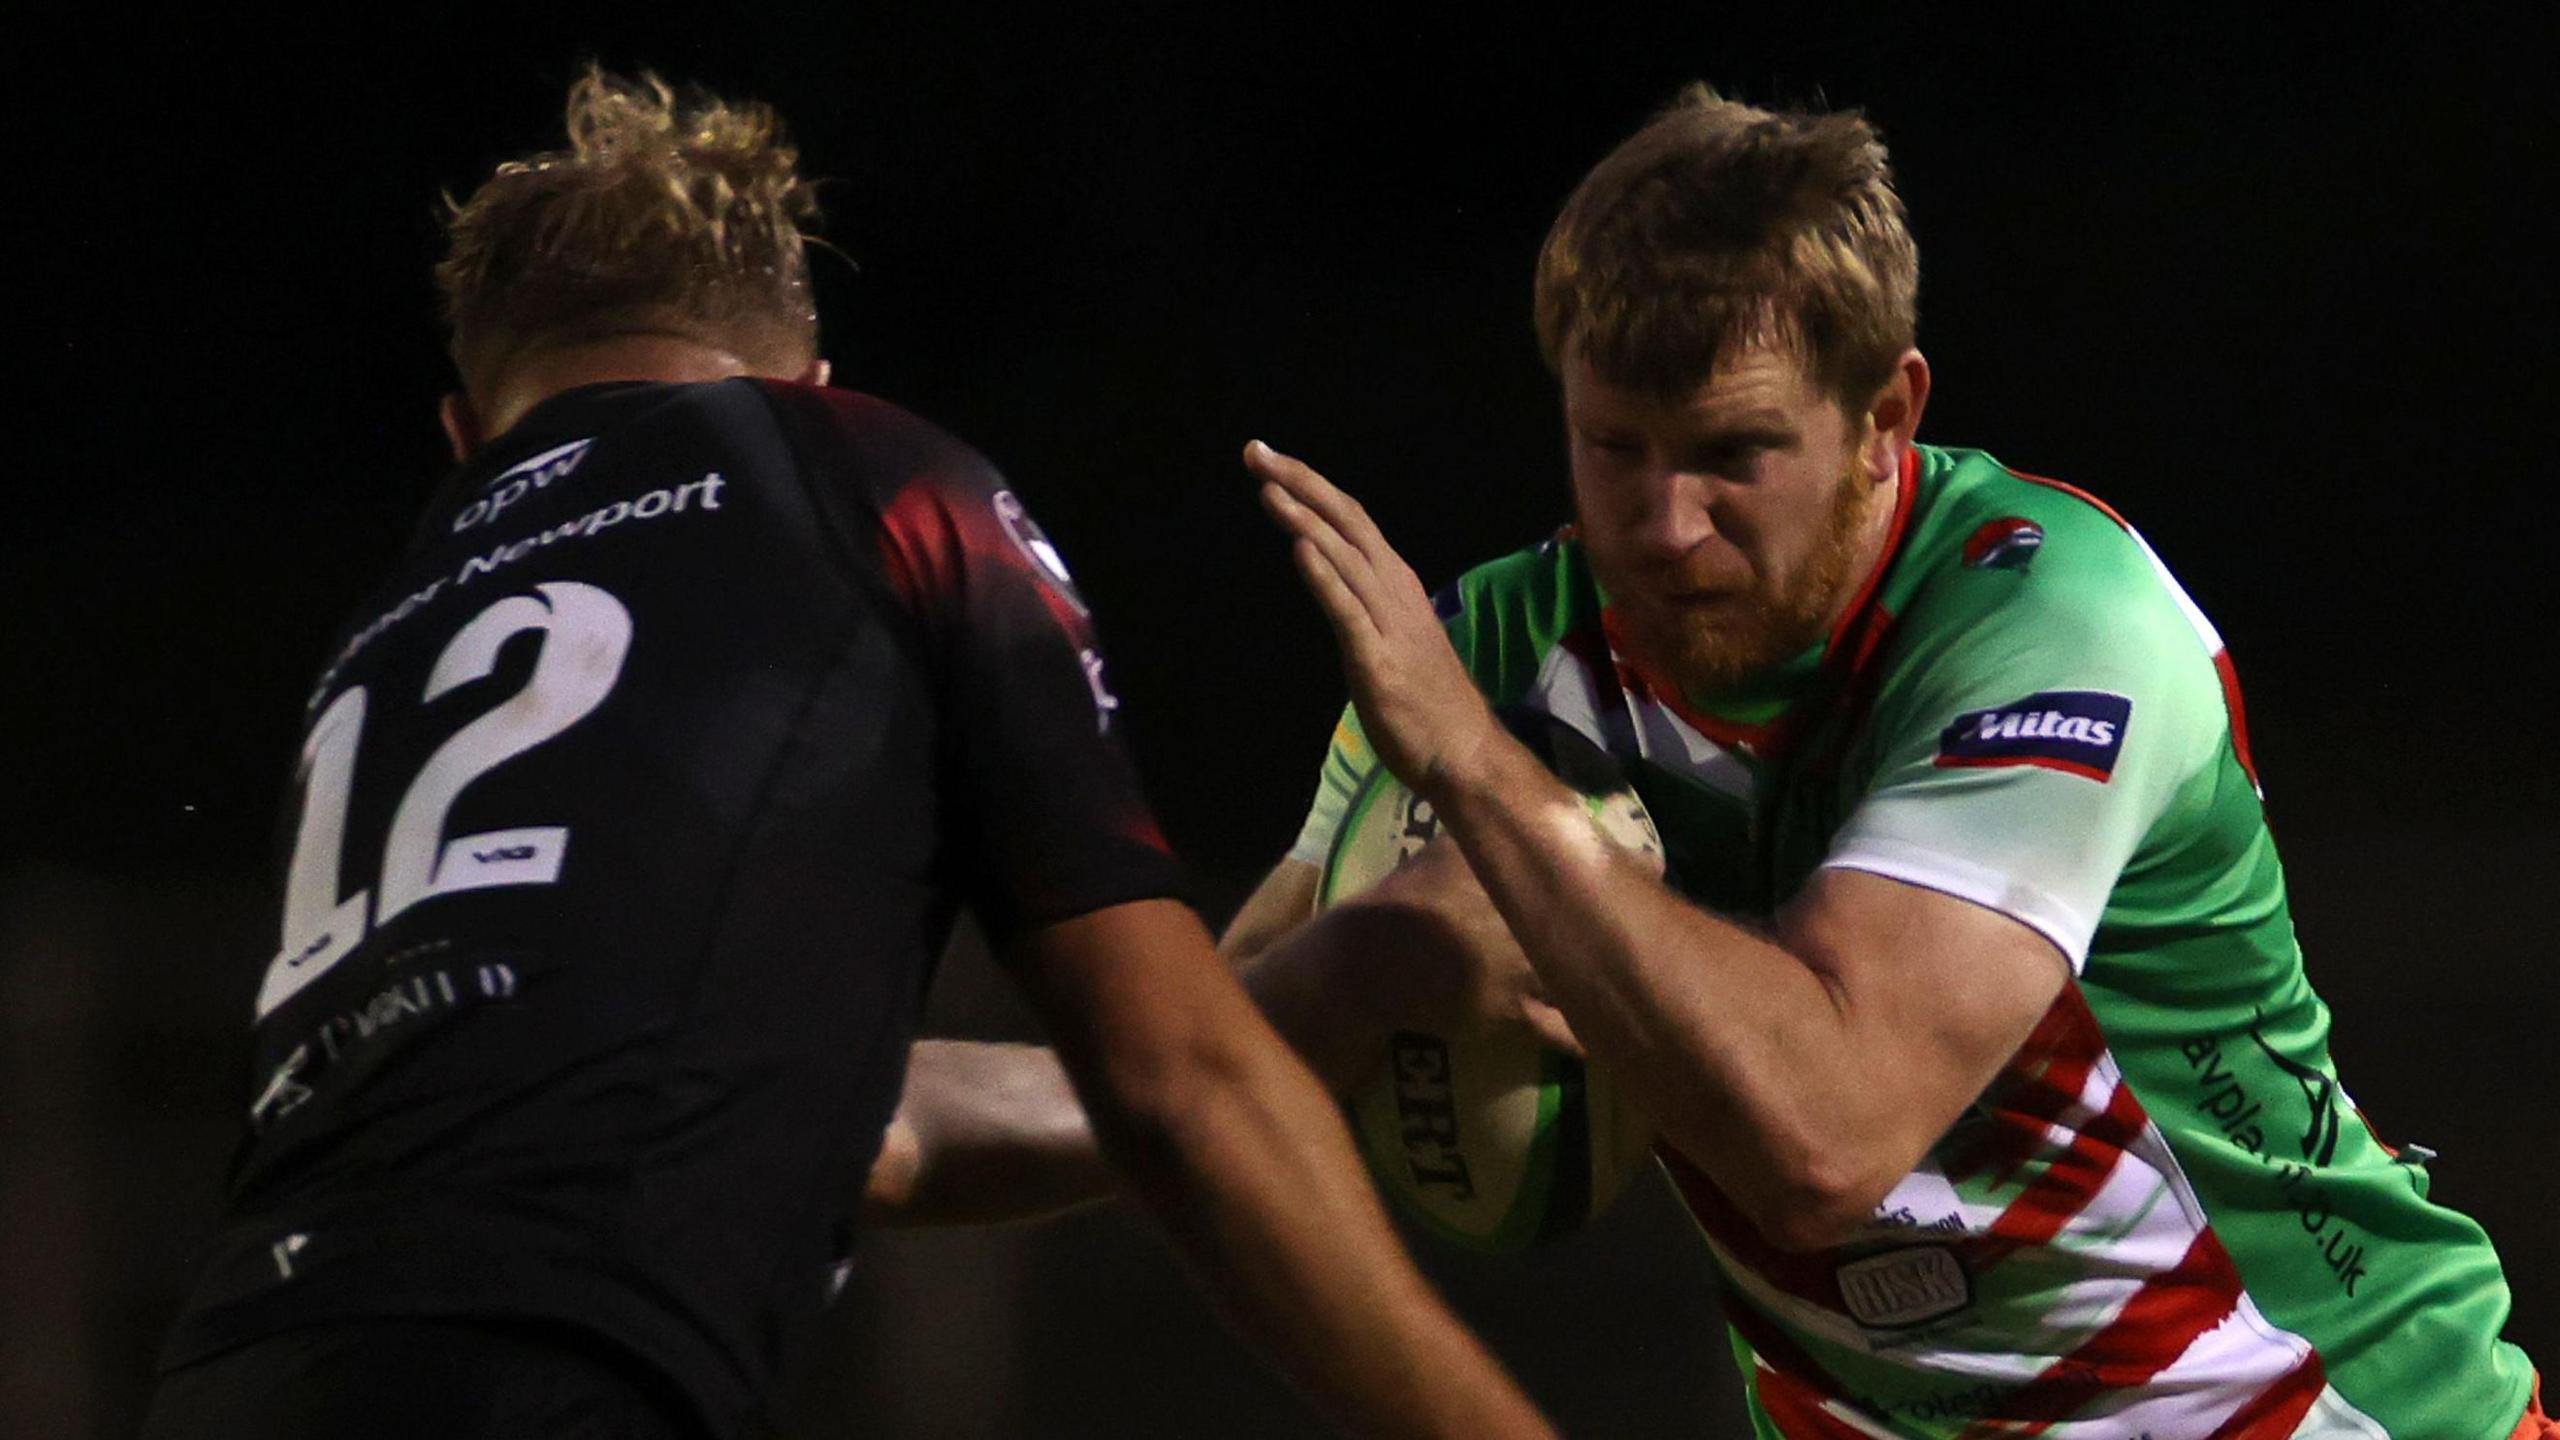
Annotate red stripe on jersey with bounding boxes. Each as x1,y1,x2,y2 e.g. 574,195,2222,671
1942,990,2109,1191
2508,1374,2555,1440
1970,1005,2152,1274
1959,1228,2247,1433
1931,753,2116,783
1723,1299,1896,1436
2206,1350,2330,1439
2212,648,2264,793
1826,447,1920,664
1977,1064,2147,1254
876,482,963,615
2010,460,2264,797
876,476,1099,644
2004,466,2134,532
2349,1103,2402,1161
1755,1368,1891,1440
1935,1102,2048,1195
1662,1150,1850,1310
2006,462,2264,800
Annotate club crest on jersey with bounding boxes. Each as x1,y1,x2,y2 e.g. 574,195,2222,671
1936,690,2131,782
993,490,1088,616
1962,516,2044,570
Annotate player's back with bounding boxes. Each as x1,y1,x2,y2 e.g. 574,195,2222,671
161,377,1109,1433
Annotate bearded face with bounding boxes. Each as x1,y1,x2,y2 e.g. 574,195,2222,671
1563,347,1898,701
1589,452,1875,695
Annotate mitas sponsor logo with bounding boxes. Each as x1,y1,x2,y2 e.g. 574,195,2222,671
1935,690,2132,782
1835,1244,1972,1328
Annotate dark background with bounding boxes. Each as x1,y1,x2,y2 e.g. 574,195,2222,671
6,7,2553,1437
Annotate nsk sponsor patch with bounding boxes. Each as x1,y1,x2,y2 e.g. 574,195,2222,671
1936,691,2132,782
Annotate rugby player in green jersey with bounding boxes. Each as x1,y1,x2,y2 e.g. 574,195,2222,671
1238,86,2549,1438
873,87,2549,1435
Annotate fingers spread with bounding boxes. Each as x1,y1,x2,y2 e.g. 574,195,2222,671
1266,481,1377,607
1288,535,1379,647
1245,439,1395,566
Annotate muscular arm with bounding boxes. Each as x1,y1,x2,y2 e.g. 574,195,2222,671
1217,858,1383,1092
863,1040,1113,1226
1420,737,2066,1248
1218,857,1319,962
1254,438,2068,1250
864,856,1511,1222
1003,897,1553,1439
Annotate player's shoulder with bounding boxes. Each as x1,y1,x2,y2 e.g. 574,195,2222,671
1908,445,2155,578
1440,526,1597,632
1434,528,1603,700
1894,444,2198,649
749,380,1005,497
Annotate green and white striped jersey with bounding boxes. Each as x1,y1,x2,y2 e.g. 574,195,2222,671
1289,444,2535,1437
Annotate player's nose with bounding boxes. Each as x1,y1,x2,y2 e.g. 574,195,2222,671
1623,468,1719,561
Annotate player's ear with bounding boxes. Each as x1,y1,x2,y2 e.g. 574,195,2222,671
795,357,831,387
1857,348,1931,483
438,392,483,463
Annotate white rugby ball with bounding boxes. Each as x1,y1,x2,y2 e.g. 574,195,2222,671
1324,764,1661,1253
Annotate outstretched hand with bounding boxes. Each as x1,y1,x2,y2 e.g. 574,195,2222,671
1246,440,1505,803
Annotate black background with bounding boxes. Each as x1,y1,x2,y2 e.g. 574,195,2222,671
6,7,2553,1437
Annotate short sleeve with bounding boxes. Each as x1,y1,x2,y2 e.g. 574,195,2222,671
873,460,1185,940
1823,532,2228,969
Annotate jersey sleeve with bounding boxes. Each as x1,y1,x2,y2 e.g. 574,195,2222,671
870,447,1185,940
1823,528,2229,970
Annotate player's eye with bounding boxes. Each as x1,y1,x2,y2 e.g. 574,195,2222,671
1683,437,1775,476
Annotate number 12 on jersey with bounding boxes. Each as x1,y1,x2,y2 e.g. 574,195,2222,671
257,582,633,1020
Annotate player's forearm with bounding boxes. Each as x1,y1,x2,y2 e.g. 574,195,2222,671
1421,735,1905,1246
1235,901,1440,1098
1097,1024,1554,1440
1217,858,1319,964
863,1040,1116,1226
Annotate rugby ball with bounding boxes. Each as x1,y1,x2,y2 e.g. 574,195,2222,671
1324,760,1661,1253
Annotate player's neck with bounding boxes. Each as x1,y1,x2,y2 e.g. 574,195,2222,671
475,335,758,443
1810,465,1906,640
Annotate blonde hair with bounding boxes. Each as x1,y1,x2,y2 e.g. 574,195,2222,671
436,67,824,394
1533,85,1918,411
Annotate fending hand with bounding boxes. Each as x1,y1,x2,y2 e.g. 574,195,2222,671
1245,439,1506,804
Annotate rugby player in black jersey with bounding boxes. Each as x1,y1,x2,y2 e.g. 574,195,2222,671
141,69,1552,1440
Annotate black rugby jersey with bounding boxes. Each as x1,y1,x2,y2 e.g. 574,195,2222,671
160,379,1183,1435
